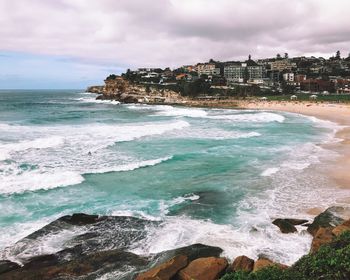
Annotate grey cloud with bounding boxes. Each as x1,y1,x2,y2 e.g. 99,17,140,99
0,0,349,69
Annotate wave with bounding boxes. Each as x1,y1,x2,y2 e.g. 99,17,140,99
75,96,121,105
89,156,173,174
0,136,64,161
153,107,208,118
0,120,188,194
261,167,280,177
0,169,85,195
207,112,285,123
130,215,312,266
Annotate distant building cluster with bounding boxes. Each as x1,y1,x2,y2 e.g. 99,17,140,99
121,51,350,95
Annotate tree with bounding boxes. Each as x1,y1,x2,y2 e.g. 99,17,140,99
336,50,341,59
276,53,282,60
284,53,289,59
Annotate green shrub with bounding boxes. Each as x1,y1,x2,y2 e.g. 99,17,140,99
292,231,350,280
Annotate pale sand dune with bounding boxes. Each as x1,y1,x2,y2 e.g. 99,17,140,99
240,101,350,196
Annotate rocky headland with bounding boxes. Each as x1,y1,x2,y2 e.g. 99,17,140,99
87,76,186,105
0,206,349,280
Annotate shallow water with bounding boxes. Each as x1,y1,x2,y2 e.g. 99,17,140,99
0,90,345,265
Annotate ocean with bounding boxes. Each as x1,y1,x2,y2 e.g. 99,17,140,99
0,89,345,266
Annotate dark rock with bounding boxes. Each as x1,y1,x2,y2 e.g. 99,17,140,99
1,249,148,280
177,257,228,280
136,255,188,280
283,219,309,225
307,207,345,236
229,255,254,273
3,214,157,265
310,227,334,253
0,260,21,275
272,219,298,233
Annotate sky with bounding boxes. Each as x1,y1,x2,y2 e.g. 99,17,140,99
0,0,350,89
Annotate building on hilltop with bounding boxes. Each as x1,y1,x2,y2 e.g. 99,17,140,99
270,59,296,72
196,62,221,76
224,55,265,84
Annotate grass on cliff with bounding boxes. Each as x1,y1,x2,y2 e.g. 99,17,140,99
221,231,350,280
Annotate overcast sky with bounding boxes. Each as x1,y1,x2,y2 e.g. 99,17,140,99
1,0,350,88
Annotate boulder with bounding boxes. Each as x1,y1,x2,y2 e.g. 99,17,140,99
283,219,309,225
272,219,297,233
154,244,223,265
310,227,334,253
230,255,254,273
0,260,21,275
332,219,350,237
307,207,345,236
253,257,274,272
136,255,188,280
253,257,288,272
177,257,228,280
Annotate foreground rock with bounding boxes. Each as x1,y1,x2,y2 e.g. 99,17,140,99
253,257,288,272
229,255,254,273
0,261,20,275
136,255,188,280
1,250,148,280
310,227,334,253
0,213,224,280
177,257,228,280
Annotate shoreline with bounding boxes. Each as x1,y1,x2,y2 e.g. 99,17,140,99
238,101,350,191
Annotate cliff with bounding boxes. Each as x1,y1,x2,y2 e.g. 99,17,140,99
86,76,185,104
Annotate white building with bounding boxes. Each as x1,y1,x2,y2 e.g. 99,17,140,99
283,72,294,82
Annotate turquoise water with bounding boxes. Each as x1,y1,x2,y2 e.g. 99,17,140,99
0,90,342,265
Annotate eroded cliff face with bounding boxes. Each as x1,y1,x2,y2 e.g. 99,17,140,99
86,76,184,104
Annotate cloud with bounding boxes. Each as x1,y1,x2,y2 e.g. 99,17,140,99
0,0,349,71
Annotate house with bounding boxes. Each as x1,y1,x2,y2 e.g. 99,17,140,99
197,63,221,76
300,79,335,93
270,59,295,72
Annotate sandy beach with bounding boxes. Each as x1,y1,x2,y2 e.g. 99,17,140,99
239,101,350,201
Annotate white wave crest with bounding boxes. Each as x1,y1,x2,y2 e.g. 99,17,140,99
261,167,280,177
208,112,285,123
0,136,64,161
90,156,173,174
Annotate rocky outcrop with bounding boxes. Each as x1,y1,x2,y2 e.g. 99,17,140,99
136,255,188,280
272,219,298,233
307,207,346,236
87,76,184,104
177,257,228,280
230,255,254,273
310,227,334,253
86,85,104,94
